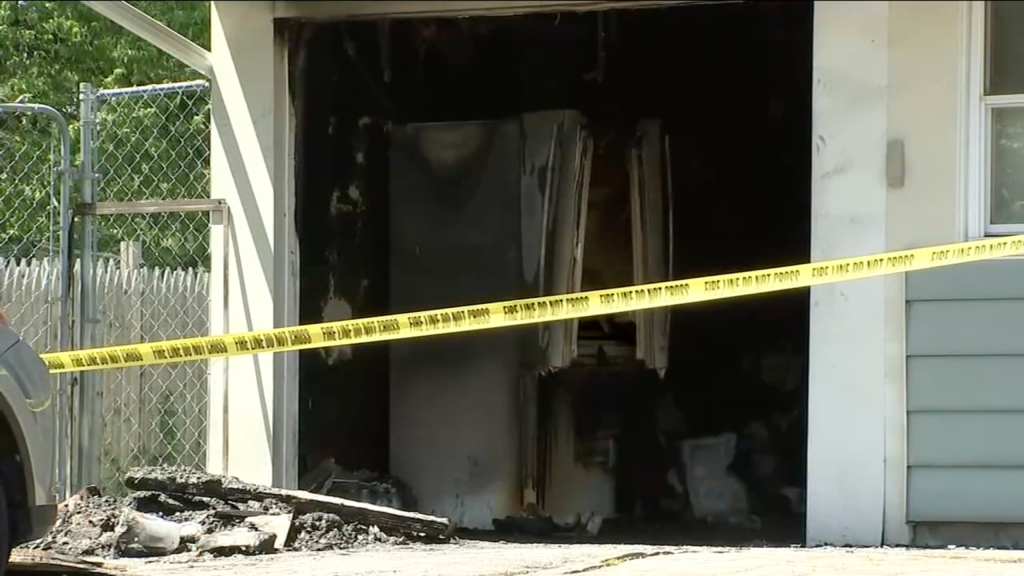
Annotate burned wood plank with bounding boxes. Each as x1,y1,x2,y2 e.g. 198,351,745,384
123,467,451,539
8,549,118,575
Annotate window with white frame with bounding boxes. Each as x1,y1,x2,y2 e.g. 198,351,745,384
970,1,1024,237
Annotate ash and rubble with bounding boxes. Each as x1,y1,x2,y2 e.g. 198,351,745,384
23,465,450,559
502,343,807,542
297,458,417,511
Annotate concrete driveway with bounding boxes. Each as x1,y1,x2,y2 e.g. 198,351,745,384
102,542,1024,576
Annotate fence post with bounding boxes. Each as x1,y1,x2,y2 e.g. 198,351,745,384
75,82,101,490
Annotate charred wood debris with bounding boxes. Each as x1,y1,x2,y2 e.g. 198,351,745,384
22,464,451,560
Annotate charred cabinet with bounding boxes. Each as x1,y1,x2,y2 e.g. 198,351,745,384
629,120,672,373
521,115,674,508
521,111,594,369
525,114,672,371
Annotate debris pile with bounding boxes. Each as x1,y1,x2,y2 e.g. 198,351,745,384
298,458,417,512
492,504,604,539
660,345,807,529
556,339,807,536
25,466,451,559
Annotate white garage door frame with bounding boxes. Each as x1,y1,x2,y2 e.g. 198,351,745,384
272,0,894,547
278,0,888,547
273,1,706,20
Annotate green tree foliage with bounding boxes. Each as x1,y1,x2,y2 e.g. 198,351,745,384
0,1,211,268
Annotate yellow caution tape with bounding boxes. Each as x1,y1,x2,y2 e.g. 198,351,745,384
40,234,1024,374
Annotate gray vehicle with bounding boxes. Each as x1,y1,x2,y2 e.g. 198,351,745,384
0,319,57,573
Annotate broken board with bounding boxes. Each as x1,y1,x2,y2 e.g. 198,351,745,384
123,468,452,539
9,549,117,575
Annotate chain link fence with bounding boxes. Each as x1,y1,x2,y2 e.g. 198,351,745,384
2,75,218,494
94,81,212,265
0,101,74,499
76,81,215,491
0,104,71,340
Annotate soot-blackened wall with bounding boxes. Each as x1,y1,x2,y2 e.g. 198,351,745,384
292,13,597,484
292,24,391,476
389,120,531,527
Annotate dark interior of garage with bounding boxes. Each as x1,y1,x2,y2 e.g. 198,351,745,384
289,0,812,545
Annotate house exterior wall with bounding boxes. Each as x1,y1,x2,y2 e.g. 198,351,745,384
888,1,1024,548
806,0,889,546
209,0,300,487
906,262,1024,546
808,0,965,546
207,0,980,547
883,0,965,545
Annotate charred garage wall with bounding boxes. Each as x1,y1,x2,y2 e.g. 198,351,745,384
288,23,392,474
287,1,811,526
287,6,619,483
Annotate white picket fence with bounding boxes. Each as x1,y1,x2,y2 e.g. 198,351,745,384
0,257,210,487
0,257,64,353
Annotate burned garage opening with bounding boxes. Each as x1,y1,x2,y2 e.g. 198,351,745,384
290,0,812,545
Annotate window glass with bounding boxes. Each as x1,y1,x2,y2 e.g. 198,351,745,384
990,107,1024,225
986,1,1024,96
